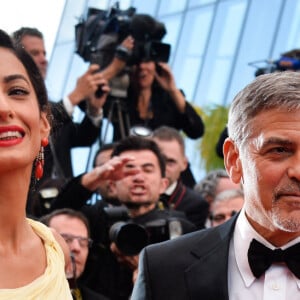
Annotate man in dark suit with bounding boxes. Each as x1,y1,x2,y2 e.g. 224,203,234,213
12,27,113,217
12,27,109,181
132,71,300,299
41,208,108,300
152,126,209,229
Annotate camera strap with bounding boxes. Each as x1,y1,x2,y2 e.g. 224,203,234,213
168,182,186,209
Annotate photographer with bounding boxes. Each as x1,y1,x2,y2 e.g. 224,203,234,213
76,9,205,142
103,42,205,142
107,137,196,291
43,136,195,299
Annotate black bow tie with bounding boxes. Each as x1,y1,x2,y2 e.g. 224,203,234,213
247,239,300,279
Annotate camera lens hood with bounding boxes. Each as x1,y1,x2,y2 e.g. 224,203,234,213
109,221,149,256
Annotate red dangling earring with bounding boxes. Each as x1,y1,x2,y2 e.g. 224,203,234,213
35,137,49,180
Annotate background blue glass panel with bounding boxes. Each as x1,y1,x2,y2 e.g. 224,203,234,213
46,43,75,101
226,0,284,105
87,0,109,9
55,0,86,43
158,0,187,15
175,58,202,102
188,0,217,7
172,6,214,101
131,0,159,15
194,0,247,107
272,0,300,55
62,54,90,98
159,15,183,62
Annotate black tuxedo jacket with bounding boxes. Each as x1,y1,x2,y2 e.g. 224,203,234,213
44,101,100,180
132,215,238,300
51,115,100,179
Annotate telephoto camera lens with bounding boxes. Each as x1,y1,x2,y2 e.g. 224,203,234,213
109,222,149,256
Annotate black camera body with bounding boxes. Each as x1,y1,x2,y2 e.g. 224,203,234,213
129,40,170,65
104,206,184,256
75,2,171,68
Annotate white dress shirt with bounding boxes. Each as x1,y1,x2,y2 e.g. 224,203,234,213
163,180,177,196
63,96,103,127
228,208,300,299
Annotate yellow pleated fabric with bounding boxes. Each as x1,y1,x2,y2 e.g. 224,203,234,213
0,218,72,299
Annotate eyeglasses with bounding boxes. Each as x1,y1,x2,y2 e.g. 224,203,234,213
60,233,93,248
210,210,238,223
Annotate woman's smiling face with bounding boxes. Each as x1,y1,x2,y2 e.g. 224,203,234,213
0,47,49,171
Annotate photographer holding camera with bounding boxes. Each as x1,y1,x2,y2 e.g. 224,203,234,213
76,7,205,142
105,136,196,297
103,36,205,142
45,136,195,299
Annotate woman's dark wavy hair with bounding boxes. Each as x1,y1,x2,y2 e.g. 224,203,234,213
0,29,50,119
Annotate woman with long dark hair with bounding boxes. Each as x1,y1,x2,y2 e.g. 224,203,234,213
0,29,72,299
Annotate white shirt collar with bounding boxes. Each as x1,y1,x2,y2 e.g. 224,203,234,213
234,208,300,288
164,180,178,195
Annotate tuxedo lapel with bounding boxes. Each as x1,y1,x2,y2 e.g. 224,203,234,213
184,215,237,300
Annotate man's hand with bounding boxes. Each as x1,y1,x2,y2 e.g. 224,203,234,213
81,155,138,191
120,35,134,54
110,242,139,271
101,35,134,79
86,77,110,117
68,64,108,106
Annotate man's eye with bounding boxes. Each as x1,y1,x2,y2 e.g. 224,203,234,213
272,147,288,153
124,164,135,170
144,167,155,173
266,146,293,156
212,214,225,222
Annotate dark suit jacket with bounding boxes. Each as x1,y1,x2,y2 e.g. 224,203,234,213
161,180,209,229
132,215,238,300
79,284,109,300
44,101,100,180
27,102,100,215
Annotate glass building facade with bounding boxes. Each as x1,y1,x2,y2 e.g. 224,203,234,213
47,0,300,180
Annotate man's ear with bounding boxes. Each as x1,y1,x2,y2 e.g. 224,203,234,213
223,138,242,184
109,180,117,195
181,155,188,172
160,177,169,194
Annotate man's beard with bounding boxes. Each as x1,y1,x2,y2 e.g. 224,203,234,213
272,183,300,232
122,201,154,209
105,196,121,206
271,205,300,232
